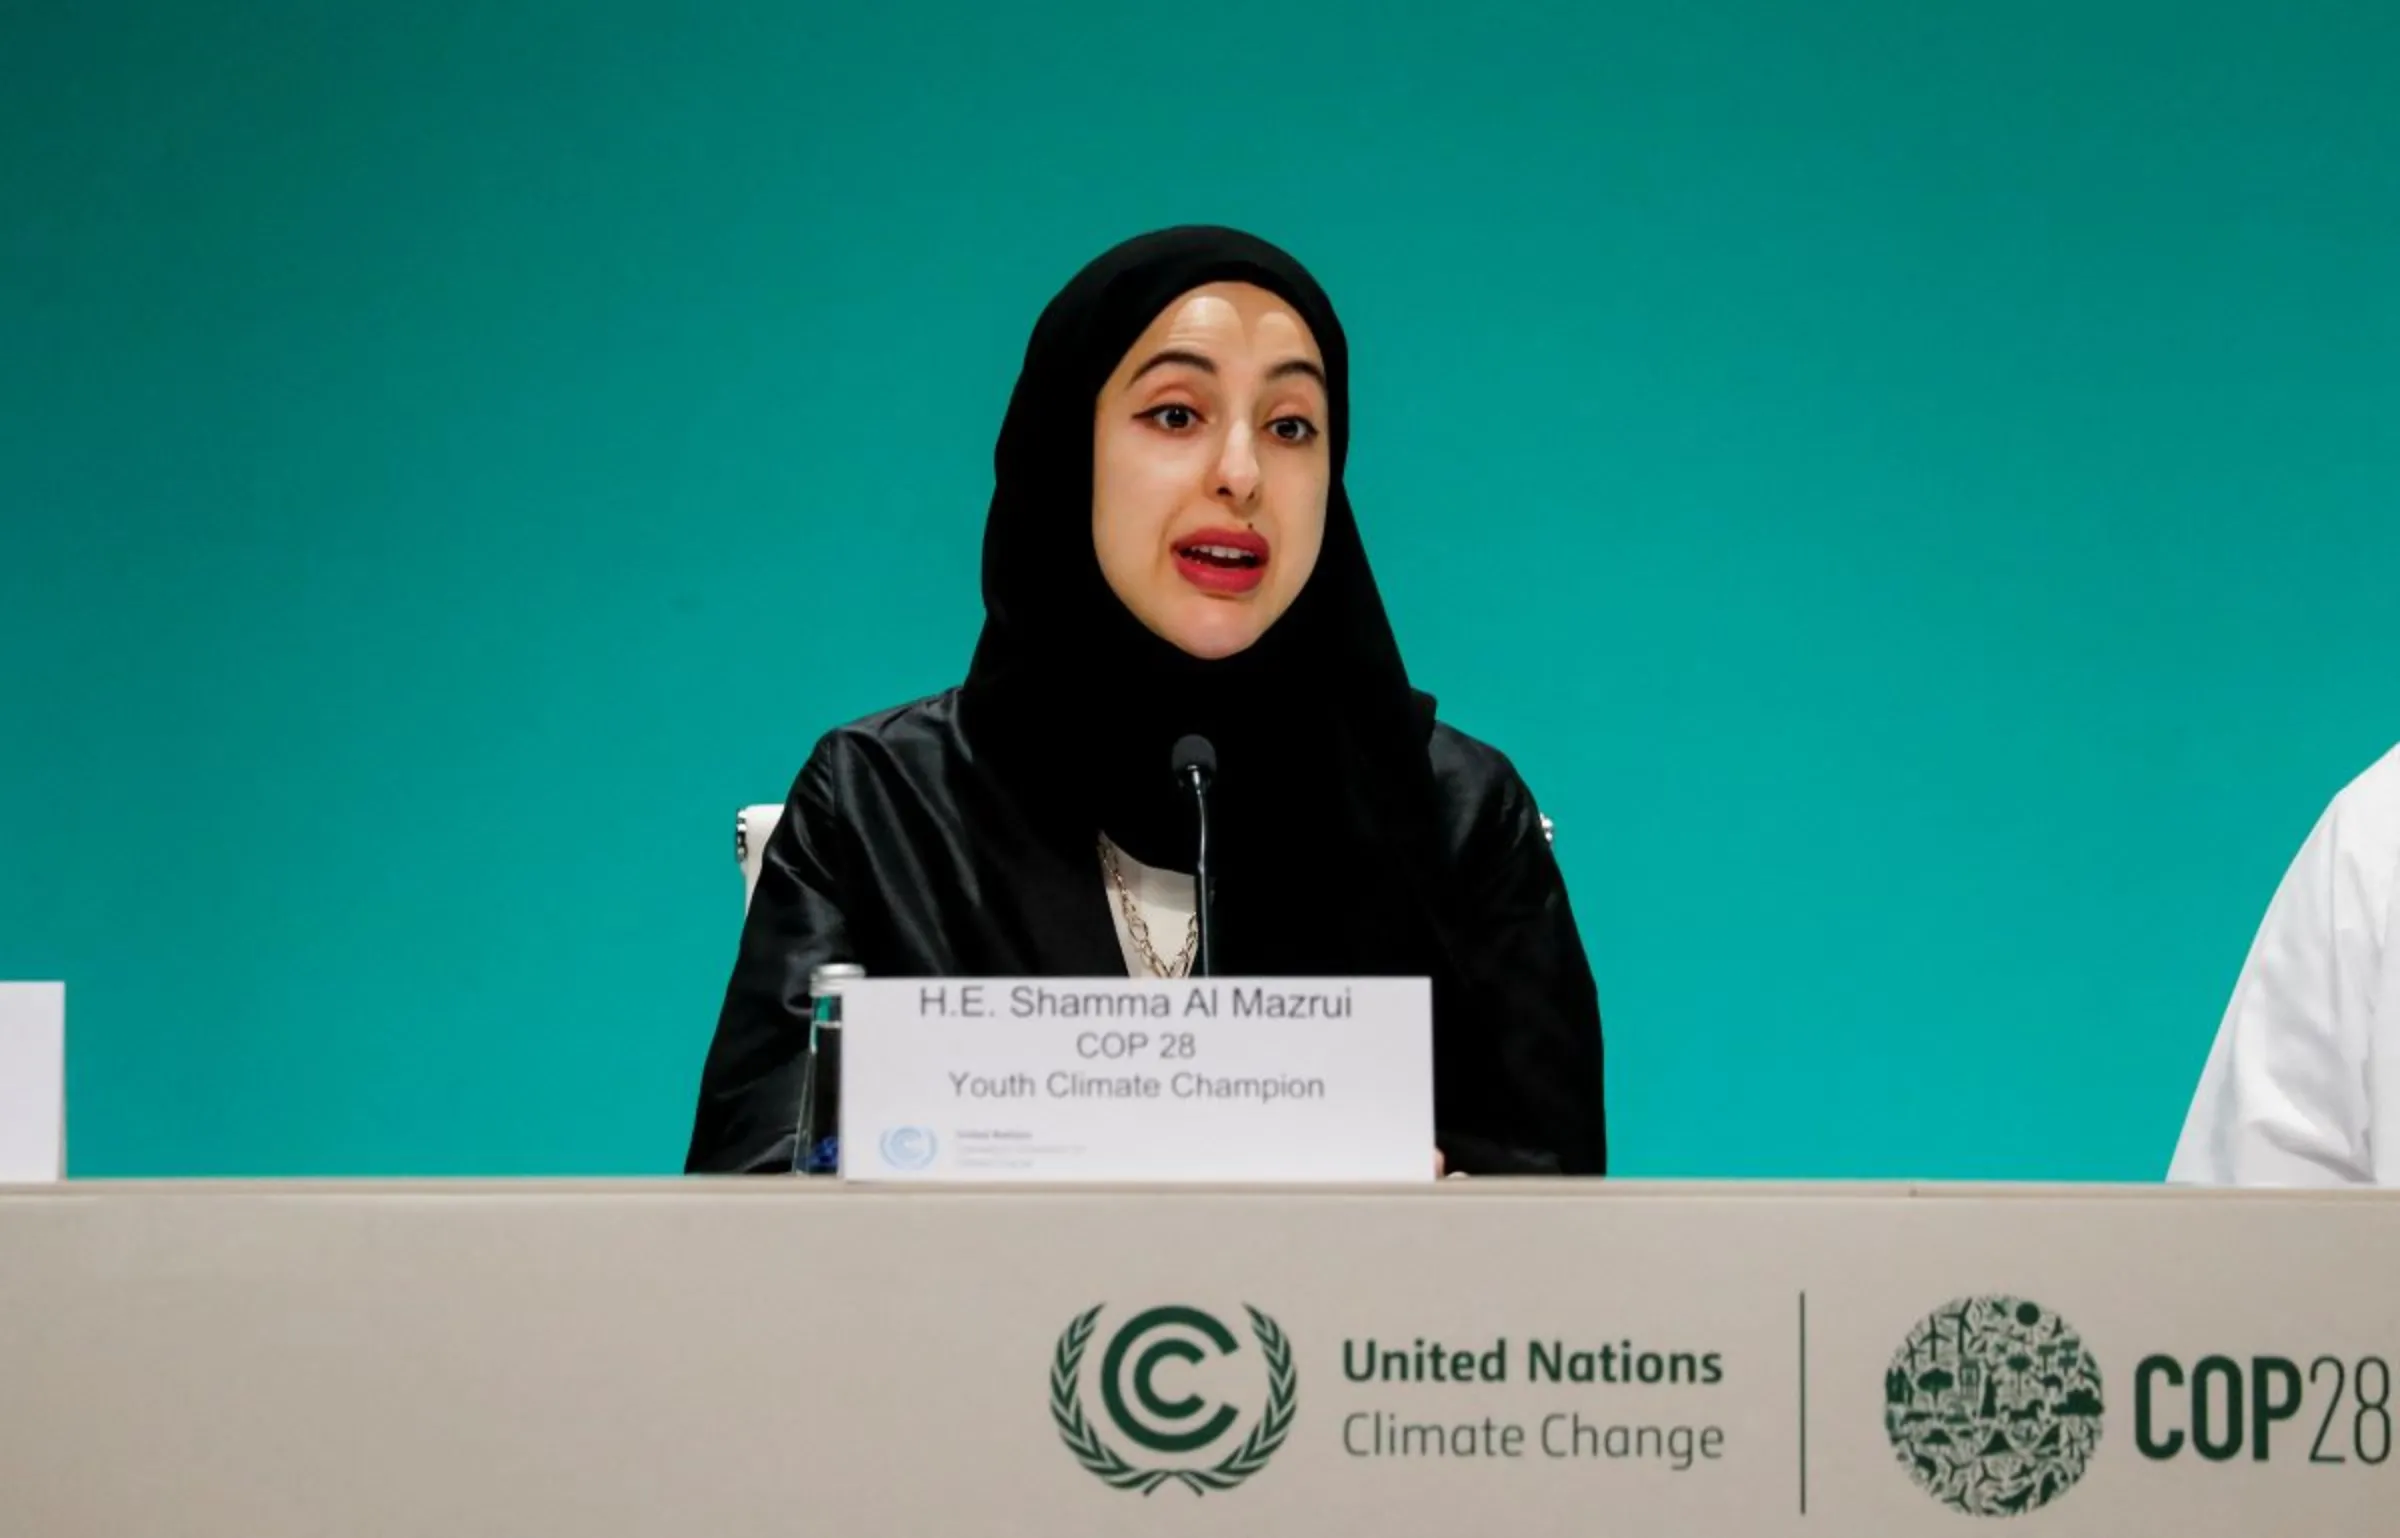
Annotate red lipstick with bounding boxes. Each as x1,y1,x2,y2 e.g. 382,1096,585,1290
1171,527,1271,595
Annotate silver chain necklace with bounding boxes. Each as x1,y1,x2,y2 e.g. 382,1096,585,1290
1098,836,1198,978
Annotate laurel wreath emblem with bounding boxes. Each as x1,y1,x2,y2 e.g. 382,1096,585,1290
1050,1303,1297,1495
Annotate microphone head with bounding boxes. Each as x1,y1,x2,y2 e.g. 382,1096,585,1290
1170,734,1218,785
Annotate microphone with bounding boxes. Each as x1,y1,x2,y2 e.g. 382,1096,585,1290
1170,734,1217,977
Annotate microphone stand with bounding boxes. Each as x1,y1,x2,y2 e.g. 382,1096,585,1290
1171,734,1218,979
1188,767,1214,978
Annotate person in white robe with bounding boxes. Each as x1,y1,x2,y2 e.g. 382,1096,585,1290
2169,744,2400,1185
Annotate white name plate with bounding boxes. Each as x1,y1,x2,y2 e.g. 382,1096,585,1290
0,983,65,1182
836,976,1432,1183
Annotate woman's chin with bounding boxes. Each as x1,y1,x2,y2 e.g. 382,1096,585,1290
1152,606,1269,662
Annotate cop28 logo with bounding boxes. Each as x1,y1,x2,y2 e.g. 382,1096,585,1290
1885,1295,2105,1517
1050,1303,1297,1495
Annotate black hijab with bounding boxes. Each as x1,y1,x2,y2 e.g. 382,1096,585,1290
959,226,1453,981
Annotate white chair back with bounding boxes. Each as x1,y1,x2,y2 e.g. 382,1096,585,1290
735,804,784,911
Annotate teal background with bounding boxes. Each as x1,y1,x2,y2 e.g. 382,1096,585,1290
4,4,2395,1179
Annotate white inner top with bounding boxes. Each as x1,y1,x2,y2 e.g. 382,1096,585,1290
1100,835,1198,977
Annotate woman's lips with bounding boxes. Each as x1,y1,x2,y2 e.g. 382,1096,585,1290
1172,527,1270,595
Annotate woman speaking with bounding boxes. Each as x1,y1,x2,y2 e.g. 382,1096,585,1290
685,227,1607,1177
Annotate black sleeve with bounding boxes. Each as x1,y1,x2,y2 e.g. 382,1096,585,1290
1434,760,1609,1177
684,736,859,1174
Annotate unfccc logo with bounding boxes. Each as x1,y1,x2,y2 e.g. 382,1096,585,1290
877,1126,936,1169
1050,1303,1297,1496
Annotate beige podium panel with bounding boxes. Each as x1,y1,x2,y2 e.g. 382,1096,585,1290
1,1179,2395,1536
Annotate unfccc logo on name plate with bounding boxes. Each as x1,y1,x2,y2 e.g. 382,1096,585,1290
877,1126,937,1170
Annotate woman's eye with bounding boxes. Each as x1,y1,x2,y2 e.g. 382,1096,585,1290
1143,404,1200,431
1269,416,1319,443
